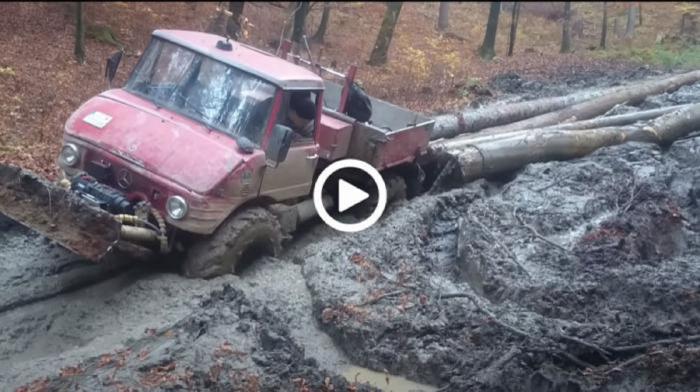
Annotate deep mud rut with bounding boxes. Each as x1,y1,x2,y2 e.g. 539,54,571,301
2,70,700,391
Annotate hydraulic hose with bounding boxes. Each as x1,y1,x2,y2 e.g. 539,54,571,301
114,210,169,254
150,209,169,253
114,214,162,234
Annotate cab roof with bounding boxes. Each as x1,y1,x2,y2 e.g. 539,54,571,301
153,29,325,90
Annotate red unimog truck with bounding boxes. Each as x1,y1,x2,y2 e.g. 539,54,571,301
0,30,435,278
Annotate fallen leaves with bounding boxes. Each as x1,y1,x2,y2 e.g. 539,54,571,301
321,303,370,324
59,365,84,378
15,377,50,392
0,66,15,77
140,362,178,388
212,341,248,359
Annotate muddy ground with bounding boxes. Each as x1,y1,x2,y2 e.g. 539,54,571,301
2,70,700,391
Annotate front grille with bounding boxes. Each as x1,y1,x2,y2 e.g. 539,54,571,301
81,148,167,212
86,159,113,182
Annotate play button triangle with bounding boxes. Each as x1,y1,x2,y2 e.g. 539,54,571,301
338,179,369,213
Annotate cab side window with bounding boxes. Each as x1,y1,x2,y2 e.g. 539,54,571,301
277,90,319,143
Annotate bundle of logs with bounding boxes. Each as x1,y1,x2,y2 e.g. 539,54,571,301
429,70,700,182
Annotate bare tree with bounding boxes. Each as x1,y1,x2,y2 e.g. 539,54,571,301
437,2,449,31
368,2,403,66
479,2,501,60
625,3,637,38
75,2,85,64
291,1,310,52
560,1,572,53
226,2,245,40
507,2,520,56
600,1,608,49
312,2,331,43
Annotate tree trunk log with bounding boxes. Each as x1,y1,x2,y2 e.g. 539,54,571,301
432,88,612,140
540,104,689,131
477,70,700,136
434,104,700,182
439,104,690,148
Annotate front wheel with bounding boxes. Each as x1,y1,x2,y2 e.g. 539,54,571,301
182,207,282,279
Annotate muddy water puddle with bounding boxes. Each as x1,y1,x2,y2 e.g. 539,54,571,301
341,365,438,392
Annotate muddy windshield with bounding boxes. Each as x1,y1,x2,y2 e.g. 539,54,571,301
125,38,276,146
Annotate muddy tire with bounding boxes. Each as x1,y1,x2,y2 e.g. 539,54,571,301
182,207,282,279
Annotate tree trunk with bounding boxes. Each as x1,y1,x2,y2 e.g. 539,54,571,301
479,2,501,60
226,1,245,40
292,1,310,48
312,2,331,43
74,2,85,64
638,2,643,26
625,4,637,38
560,1,572,53
600,1,608,49
432,87,611,140
507,2,520,57
439,104,691,147
368,2,403,66
437,2,449,31
283,2,297,40
433,104,700,182
681,13,688,35
478,70,700,135
540,104,690,131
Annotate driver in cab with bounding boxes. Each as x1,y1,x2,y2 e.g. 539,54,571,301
287,93,316,141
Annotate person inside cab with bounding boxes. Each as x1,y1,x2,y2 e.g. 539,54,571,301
288,92,316,141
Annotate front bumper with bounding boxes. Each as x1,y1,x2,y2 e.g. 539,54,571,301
60,136,236,235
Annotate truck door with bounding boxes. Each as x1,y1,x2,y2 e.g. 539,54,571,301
259,90,320,200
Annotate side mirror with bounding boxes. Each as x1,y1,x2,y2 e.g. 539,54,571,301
265,124,294,168
105,51,124,88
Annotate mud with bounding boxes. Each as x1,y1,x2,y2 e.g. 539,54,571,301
488,65,665,100
2,69,700,391
302,139,700,391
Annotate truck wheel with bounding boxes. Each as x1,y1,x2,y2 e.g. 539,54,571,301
182,207,282,279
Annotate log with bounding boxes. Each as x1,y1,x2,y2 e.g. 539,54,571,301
478,70,700,136
437,104,690,148
431,87,611,140
540,104,689,131
435,103,700,181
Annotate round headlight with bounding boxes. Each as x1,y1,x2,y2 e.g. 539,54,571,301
59,143,80,167
166,196,188,220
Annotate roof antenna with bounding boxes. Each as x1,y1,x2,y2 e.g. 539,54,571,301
216,35,233,51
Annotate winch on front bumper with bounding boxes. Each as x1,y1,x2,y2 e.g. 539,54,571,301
69,173,170,253
70,174,135,215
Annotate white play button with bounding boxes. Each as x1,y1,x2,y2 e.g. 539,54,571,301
337,179,369,213
313,159,388,233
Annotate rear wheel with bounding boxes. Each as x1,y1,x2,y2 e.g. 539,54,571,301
182,207,282,279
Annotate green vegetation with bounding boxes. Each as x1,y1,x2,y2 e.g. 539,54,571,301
86,24,124,50
595,43,700,70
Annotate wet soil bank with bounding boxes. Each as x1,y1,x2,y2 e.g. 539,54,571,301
303,139,700,391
